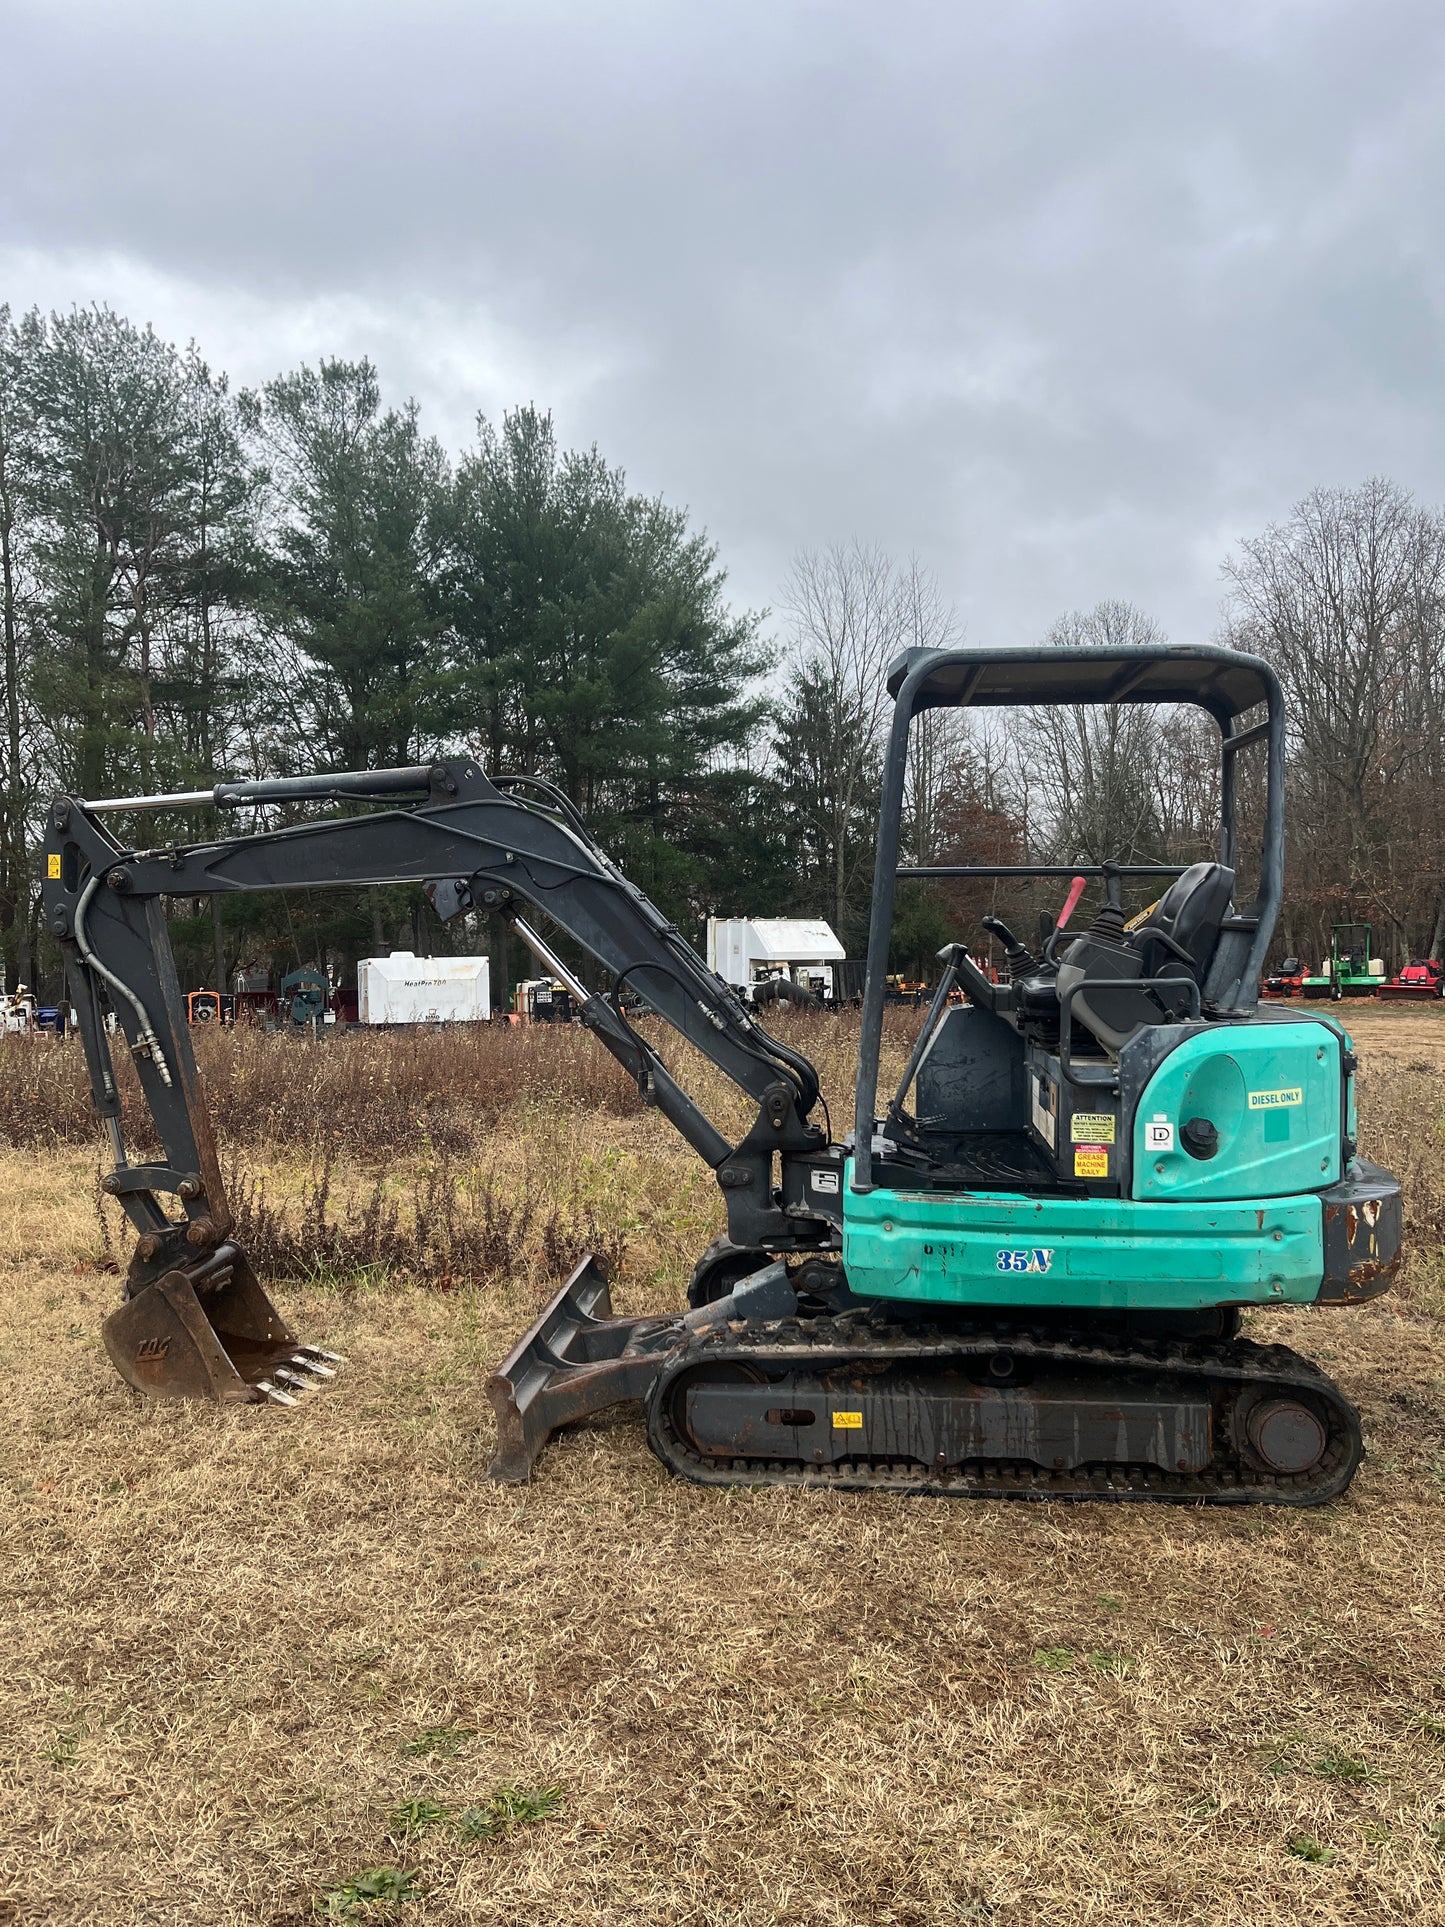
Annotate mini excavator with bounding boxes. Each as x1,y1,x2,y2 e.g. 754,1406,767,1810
42,643,1403,1505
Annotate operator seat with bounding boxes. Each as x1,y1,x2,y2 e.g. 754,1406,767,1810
1058,861,1235,1056
1133,862,1236,980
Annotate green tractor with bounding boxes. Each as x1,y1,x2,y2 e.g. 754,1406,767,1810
1301,922,1383,1000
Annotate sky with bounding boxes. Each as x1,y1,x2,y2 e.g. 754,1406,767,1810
4,0,1445,648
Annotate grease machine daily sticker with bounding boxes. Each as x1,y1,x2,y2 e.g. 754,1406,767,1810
1074,1145,1109,1178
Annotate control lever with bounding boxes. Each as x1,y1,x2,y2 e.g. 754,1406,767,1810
981,915,1039,981
886,944,964,1124
949,944,1001,1012
1041,874,1090,969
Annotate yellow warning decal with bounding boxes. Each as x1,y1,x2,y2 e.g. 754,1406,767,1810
832,1411,863,1430
47,853,62,878
1248,1088,1302,1109
1074,1145,1109,1178
1071,1112,1116,1144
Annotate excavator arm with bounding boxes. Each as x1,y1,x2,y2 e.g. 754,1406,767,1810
41,757,836,1406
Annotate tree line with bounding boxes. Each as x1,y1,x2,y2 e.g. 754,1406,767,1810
3,302,1442,999
769,504,1445,984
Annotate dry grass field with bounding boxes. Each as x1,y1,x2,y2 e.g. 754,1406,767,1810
3,1006,1445,1925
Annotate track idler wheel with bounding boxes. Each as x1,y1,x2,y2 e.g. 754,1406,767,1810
1233,1392,1330,1476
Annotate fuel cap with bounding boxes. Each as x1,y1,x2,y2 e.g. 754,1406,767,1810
1181,1116,1219,1160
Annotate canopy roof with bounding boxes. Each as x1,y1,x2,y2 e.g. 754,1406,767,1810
886,642,1278,725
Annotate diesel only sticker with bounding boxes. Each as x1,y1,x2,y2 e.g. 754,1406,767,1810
1070,1112,1116,1144
1249,1087,1303,1109
1074,1145,1109,1178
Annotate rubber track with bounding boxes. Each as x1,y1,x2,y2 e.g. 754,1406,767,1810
645,1312,1363,1506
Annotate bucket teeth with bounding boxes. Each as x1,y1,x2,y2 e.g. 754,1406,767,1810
275,1365,322,1393
296,1346,344,1366
253,1351,343,1407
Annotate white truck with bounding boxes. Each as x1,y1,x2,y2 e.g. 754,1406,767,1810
704,917,846,1005
357,951,491,1025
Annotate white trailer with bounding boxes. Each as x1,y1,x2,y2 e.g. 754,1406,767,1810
705,917,846,1003
357,952,491,1025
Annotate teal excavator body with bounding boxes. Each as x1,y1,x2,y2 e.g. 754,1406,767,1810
46,640,1403,1503
842,1015,1372,1312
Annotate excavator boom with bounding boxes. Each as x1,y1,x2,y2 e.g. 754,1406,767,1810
43,758,836,1405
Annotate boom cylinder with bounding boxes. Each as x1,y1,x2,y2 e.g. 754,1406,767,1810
80,767,435,814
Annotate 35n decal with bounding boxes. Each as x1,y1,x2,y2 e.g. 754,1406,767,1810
995,1248,1055,1275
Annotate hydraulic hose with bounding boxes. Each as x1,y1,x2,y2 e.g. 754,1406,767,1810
73,874,174,1088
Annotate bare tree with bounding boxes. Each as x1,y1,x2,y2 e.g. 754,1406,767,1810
897,554,963,864
1153,707,1222,865
1222,478,1445,965
775,542,949,941
0,307,43,986
1019,600,1171,864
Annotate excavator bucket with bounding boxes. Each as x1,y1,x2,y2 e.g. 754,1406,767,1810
101,1242,341,1406
486,1256,679,1480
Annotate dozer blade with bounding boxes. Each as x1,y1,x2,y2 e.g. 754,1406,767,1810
486,1255,680,1481
101,1242,342,1405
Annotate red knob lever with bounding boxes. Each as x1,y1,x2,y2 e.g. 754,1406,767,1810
1056,875,1088,932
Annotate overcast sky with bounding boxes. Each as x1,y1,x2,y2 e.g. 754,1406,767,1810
4,0,1444,647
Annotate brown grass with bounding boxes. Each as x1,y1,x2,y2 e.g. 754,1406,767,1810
0,1005,895,1161
3,1011,1445,1924
0,1022,641,1154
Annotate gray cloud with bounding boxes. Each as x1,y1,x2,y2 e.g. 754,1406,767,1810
5,0,1444,645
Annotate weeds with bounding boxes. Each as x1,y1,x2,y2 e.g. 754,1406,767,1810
1088,1651,1135,1677
0,1004,903,1159
1267,1739,1376,1783
1031,1647,1133,1677
1031,1647,1075,1672
315,1866,423,1918
0,1022,641,1154
387,1799,450,1836
220,1146,625,1292
42,1727,82,1767
1308,1751,1374,1782
1286,1834,1336,1866
456,1785,565,1841
399,1725,475,1760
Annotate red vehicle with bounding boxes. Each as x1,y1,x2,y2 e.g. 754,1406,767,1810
1261,956,1306,1000
1380,958,1445,1003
